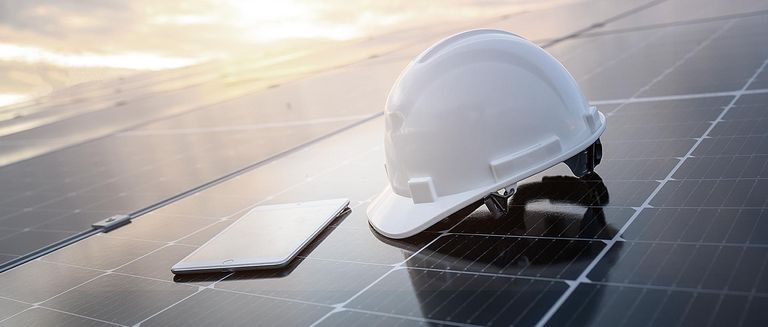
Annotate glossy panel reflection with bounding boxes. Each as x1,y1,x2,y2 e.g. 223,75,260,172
347,268,568,326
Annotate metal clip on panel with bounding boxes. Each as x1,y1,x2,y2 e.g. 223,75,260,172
92,214,131,232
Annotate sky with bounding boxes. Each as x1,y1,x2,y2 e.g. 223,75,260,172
0,0,553,108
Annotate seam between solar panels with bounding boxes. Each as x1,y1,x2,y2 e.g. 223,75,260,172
605,22,738,116
539,0,667,48
534,30,768,327
577,9,768,39
592,88,768,106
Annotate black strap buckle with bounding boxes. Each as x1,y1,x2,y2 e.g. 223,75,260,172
483,185,516,218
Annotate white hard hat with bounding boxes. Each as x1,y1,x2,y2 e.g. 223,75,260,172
367,29,606,239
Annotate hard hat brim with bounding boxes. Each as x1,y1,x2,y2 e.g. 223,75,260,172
367,185,484,239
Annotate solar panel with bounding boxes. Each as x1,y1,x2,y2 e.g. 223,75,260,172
1,0,768,326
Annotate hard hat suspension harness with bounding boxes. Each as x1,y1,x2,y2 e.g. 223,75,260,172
564,138,602,178
482,138,602,218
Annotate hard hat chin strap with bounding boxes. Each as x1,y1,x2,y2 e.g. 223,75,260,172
483,138,603,218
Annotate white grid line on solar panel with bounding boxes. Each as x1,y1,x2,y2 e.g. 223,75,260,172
534,21,768,326
551,282,601,326
0,128,245,221
582,264,768,298
616,240,677,286
309,214,475,327
7,270,764,327
557,283,768,327
628,287,666,326
443,232,606,247
651,180,768,208
593,87,768,106
514,210,590,238
411,234,601,280
101,145,380,241
32,254,398,307
491,279,557,326
327,308,479,327
547,36,602,63
622,209,768,245
405,270,475,319
464,278,521,325
583,284,666,327
588,242,768,290
600,138,695,158
617,287,648,326
576,31,667,83
17,270,235,327
694,135,768,157
116,114,375,136
594,158,678,181
674,155,768,180
543,240,598,280
384,269,558,326
0,305,124,326
669,179,727,208
738,249,768,326
0,296,31,322
711,121,768,138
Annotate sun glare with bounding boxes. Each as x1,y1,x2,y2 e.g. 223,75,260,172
0,43,202,70
0,94,27,108
224,0,361,41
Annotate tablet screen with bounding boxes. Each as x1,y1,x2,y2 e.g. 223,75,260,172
172,198,349,274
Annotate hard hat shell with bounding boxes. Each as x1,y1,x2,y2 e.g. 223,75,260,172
367,29,606,239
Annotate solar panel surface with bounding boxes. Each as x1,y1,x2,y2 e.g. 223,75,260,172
1,0,768,325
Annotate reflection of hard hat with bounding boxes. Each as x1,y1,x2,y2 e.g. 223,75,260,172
367,29,606,239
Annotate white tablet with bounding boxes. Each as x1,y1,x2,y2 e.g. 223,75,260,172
172,198,349,274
